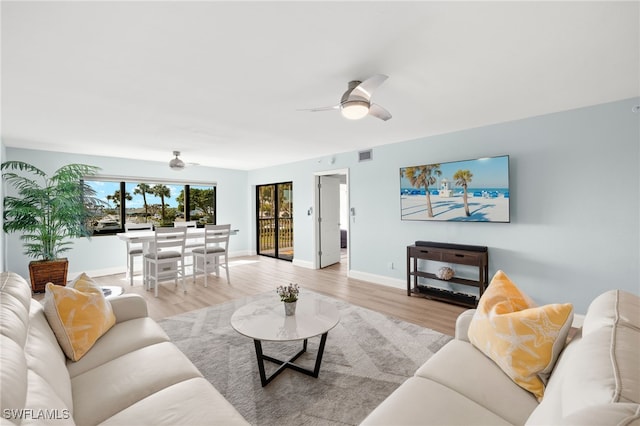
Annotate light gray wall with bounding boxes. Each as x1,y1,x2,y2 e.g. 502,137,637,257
3,98,638,314
3,149,250,280
248,98,640,314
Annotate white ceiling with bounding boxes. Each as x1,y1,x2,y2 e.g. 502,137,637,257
2,1,639,170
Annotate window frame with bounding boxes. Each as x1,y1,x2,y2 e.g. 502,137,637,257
85,175,217,235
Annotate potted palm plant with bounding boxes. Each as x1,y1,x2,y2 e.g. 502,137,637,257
2,161,103,292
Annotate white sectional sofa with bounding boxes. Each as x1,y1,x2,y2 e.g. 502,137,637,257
361,289,640,425
0,271,248,425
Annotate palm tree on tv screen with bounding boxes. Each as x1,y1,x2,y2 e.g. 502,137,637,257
402,165,442,217
453,169,473,217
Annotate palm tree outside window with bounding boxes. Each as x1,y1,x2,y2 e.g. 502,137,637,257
85,179,216,235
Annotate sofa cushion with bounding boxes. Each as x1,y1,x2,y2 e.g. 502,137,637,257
67,317,170,378
43,280,116,361
25,302,74,412
558,403,640,426
23,369,75,426
0,272,32,419
0,272,31,346
99,378,249,425
70,341,205,425
560,291,640,414
468,270,573,401
361,375,513,425
1,336,28,424
582,289,640,334
526,290,640,425
415,339,539,425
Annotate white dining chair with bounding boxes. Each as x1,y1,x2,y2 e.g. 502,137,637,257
192,224,231,287
174,220,201,271
144,227,187,297
124,222,154,286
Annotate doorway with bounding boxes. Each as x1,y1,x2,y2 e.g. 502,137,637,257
315,170,349,270
256,182,293,261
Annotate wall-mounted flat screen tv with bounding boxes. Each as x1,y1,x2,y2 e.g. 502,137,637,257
400,155,510,222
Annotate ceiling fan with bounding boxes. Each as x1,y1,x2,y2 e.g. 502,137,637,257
168,151,199,171
302,74,392,121
169,151,185,170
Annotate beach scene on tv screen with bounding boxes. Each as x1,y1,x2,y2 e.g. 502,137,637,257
400,156,510,222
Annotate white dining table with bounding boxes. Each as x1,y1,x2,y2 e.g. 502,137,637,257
116,227,238,252
117,227,202,250
116,227,238,287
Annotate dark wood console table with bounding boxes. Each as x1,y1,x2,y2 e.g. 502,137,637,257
407,242,489,308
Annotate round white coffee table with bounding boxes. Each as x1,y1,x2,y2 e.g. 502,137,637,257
230,295,340,386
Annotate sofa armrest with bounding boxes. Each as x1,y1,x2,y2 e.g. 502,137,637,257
455,309,476,342
108,294,149,323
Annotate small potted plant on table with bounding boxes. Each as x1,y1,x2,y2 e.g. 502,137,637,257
277,283,300,316
2,161,103,292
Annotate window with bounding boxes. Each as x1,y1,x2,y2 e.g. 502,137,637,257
186,185,216,225
85,178,216,235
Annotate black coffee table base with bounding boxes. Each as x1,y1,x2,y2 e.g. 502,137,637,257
253,332,329,387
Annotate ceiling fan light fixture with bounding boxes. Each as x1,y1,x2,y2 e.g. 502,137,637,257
169,151,185,170
340,100,369,120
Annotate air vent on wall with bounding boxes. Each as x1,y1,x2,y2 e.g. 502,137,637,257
358,149,373,162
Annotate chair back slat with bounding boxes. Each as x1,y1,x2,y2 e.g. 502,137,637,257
154,227,187,252
174,221,197,228
125,223,154,232
203,224,230,252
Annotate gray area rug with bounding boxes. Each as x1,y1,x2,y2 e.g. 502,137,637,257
158,291,452,425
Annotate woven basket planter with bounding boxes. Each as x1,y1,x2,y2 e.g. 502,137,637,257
29,258,68,293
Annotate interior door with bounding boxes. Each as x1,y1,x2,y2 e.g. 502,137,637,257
319,175,341,268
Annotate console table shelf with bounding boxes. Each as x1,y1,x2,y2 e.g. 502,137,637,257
407,242,489,308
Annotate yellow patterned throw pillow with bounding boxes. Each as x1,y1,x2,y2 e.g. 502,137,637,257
467,270,573,401
43,273,116,361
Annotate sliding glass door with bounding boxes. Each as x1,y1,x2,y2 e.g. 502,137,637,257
256,182,293,261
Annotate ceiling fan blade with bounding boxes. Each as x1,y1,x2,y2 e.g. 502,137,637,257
368,103,392,121
298,105,339,112
350,74,388,101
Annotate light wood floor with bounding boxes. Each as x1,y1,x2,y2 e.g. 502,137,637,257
91,254,467,336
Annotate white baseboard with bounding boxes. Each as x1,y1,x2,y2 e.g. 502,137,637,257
70,267,125,279
348,270,406,290
292,259,314,269
76,251,252,279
